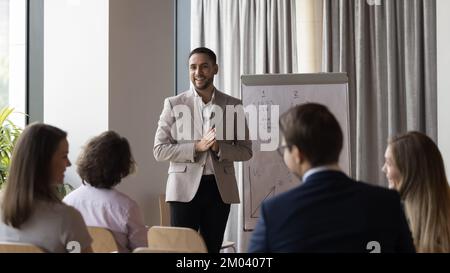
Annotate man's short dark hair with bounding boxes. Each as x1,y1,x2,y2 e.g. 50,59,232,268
77,131,136,189
189,47,217,64
279,103,343,167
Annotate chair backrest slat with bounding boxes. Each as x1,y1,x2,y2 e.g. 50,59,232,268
0,242,44,253
145,226,207,253
87,226,119,253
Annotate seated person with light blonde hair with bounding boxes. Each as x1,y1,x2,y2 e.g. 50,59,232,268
64,131,147,252
382,131,450,252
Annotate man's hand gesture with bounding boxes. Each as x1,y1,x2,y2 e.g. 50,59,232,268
195,128,216,152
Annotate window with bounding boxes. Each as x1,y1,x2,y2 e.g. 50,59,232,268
0,0,27,127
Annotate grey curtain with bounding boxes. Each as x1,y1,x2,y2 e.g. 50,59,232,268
191,0,297,98
191,0,297,253
323,0,437,186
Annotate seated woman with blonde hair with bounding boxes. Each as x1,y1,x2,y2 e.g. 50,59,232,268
0,123,92,253
63,131,147,252
382,131,450,252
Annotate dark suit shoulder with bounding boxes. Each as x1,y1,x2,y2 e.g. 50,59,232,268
353,180,401,203
262,174,401,213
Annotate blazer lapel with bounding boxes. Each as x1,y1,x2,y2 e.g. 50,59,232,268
185,89,203,141
211,90,226,141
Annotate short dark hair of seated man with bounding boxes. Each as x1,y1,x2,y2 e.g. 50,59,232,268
280,103,343,167
77,131,136,189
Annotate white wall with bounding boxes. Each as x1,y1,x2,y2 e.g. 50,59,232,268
44,0,174,226
109,0,174,226
44,0,109,187
437,0,450,178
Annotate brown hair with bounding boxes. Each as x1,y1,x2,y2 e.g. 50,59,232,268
2,123,66,228
77,131,135,189
389,131,450,252
279,103,343,167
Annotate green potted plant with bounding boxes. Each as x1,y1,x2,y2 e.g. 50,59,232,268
0,108,74,198
56,183,75,200
0,106,23,189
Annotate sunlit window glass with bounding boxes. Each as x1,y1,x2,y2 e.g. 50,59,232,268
0,0,26,127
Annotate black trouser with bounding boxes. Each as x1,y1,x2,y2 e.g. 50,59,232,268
170,175,231,253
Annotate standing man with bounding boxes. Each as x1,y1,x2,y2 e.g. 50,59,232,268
154,47,252,253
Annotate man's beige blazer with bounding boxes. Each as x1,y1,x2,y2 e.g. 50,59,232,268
154,89,252,204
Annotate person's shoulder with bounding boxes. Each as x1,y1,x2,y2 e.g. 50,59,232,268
62,185,84,203
166,90,192,104
215,90,242,105
109,188,139,208
353,180,401,202
40,201,84,226
62,184,102,206
57,202,83,217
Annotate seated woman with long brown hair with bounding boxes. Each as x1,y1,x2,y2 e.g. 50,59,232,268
0,123,92,253
382,131,450,252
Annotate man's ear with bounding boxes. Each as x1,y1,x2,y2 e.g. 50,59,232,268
291,145,302,165
293,145,309,165
213,64,219,75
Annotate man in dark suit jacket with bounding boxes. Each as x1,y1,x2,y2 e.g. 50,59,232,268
248,103,415,253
